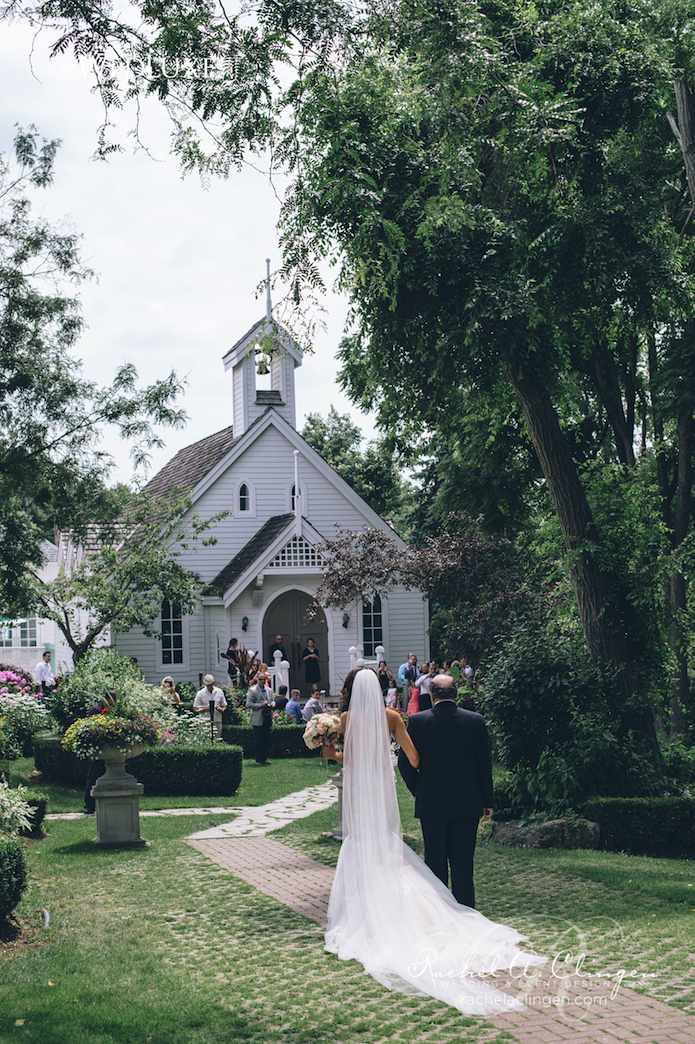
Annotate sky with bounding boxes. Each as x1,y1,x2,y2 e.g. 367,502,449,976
0,16,377,485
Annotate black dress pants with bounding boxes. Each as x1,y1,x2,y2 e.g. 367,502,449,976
252,718,271,763
419,816,480,908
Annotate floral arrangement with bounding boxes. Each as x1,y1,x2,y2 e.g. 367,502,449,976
302,713,342,750
62,714,162,759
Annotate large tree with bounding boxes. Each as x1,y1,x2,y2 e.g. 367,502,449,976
0,127,187,612
7,0,695,741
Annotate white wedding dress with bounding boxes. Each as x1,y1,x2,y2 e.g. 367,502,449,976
325,670,546,1015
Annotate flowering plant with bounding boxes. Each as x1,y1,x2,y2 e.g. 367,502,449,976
302,713,342,750
0,780,33,836
0,692,53,758
62,714,162,759
0,669,36,697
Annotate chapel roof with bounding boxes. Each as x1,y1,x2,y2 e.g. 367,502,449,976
209,513,295,594
144,425,239,501
40,539,58,563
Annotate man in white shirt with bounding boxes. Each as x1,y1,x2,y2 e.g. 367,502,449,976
35,651,55,694
194,675,227,740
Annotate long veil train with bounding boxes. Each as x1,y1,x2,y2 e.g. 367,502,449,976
324,669,546,1016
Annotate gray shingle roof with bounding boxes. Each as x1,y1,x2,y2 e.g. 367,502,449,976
144,426,238,500
256,390,283,405
209,514,295,594
40,539,58,563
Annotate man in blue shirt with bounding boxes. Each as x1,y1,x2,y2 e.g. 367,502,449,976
285,689,303,724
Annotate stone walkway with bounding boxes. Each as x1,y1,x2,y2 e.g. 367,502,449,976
184,786,695,1044
46,780,339,824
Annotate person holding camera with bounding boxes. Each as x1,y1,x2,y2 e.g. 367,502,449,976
246,670,275,765
194,675,227,740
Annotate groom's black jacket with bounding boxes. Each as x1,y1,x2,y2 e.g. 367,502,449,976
397,700,493,819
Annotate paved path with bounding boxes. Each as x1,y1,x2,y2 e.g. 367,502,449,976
46,780,339,824
184,787,695,1044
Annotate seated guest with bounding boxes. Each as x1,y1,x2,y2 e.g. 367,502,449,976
285,689,303,724
275,684,289,712
302,689,325,721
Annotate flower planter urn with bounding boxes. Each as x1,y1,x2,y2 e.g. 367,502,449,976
92,743,147,848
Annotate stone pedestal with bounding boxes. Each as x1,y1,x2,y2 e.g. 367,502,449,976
329,768,344,840
92,744,147,848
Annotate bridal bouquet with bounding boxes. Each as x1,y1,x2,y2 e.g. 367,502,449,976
302,713,342,750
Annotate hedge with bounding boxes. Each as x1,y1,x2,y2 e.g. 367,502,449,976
581,797,695,858
222,724,316,759
0,836,28,923
33,734,243,796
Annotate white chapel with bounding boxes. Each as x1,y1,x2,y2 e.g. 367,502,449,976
112,300,430,694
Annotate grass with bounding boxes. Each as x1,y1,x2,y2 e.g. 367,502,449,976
1,758,695,1042
9,755,340,813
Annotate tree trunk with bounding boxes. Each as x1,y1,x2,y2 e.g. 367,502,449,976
504,361,660,758
648,331,693,736
666,411,693,736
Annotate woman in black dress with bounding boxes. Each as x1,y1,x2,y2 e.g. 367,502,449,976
302,638,321,685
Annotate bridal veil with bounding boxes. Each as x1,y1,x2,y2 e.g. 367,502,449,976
324,668,545,1016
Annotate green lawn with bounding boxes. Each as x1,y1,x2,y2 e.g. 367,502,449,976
1,759,694,1043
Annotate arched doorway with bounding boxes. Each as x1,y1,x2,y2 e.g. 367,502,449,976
263,590,329,696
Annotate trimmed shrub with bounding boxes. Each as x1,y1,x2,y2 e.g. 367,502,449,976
582,797,695,858
128,745,243,796
33,734,242,795
0,836,27,923
222,724,314,759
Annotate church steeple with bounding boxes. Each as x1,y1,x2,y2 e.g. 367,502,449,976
221,263,303,437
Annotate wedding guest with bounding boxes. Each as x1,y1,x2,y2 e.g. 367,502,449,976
405,654,421,715
194,675,227,740
220,638,242,685
35,650,57,695
286,689,303,724
376,661,390,696
302,638,321,685
303,689,325,721
268,633,287,663
461,657,473,680
386,680,399,709
160,676,180,705
246,670,274,764
415,663,436,711
275,684,289,712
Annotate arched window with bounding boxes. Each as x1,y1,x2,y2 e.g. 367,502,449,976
291,483,297,511
362,593,383,657
239,483,250,512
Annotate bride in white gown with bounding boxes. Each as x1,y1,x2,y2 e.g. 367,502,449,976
320,668,546,1016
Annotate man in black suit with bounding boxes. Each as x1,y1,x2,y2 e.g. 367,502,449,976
397,674,493,908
